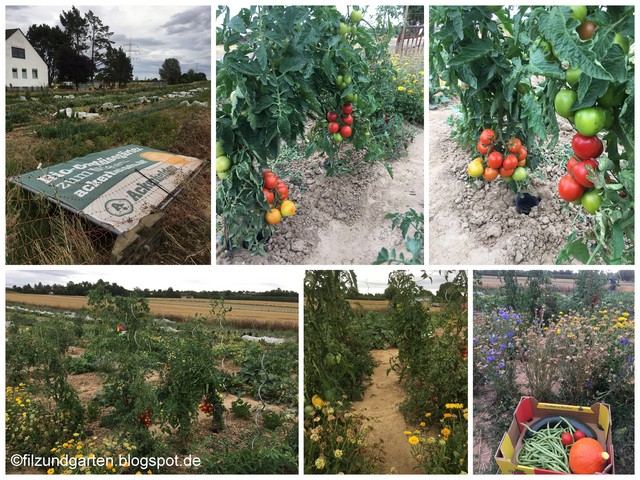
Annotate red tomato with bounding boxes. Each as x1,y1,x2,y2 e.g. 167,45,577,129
276,180,289,200
263,187,274,203
558,174,585,202
567,156,580,175
328,122,340,133
327,111,338,122
261,169,271,178
561,432,574,446
503,153,518,170
572,133,604,159
264,172,278,189
342,103,353,115
340,125,352,138
487,151,503,169
483,167,499,181
342,114,353,125
573,159,599,188
507,138,523,153
479,128,496,145
517,146,528,161
499,167,514,177
477,141,493,155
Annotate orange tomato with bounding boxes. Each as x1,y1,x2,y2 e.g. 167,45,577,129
483,167,499,181
265,208,282,225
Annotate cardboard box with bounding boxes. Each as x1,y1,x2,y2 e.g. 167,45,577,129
494,397,614,474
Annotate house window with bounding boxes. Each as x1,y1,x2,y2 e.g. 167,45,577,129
11,47,26,59
32,69,38,79
22,69,28,79
12,68,18,79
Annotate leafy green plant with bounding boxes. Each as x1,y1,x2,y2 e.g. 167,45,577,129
230,397,252,419
374,209,424,264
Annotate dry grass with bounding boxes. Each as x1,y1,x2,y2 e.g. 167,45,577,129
6,293,298,330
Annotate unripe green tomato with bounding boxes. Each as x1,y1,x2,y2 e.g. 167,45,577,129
344,76,352,85
216,155,231,173
345,93,355,103
602,107,614,129
512,167,527,182
565,67,582,87
554,89,577,118
581,190,603,214
350,10,363,24
613,33,629,54
597,84,626,108
570,6,587,23
338,22,349,35
333,133,343,143
574,107,606,136
215,140,224,157
336,75,343,86
217,171,230,179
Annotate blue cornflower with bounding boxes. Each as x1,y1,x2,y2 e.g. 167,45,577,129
507,331,515,338
498,361,505,368
620,339,630,344
500,344,506,350
487,355,495,362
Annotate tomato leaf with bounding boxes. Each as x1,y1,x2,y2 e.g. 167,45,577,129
448,38,494,66
567,239,590,264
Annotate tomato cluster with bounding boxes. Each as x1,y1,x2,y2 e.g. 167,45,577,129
468,129,529,183
215,140,232,179
137,407,152,428
199,396,214,416
557,133,604,213
327,103,355,143
262,169,296,225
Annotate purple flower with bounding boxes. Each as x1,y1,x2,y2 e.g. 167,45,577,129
499,344,506,350
620,339,630,344
487,355,495,362
514,313,522,323
627,356,634,363
507,331,515,338
500,310,509,320
473,338,478,346
498,361,505,368
586,381,593,387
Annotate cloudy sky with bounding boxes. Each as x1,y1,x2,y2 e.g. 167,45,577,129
351,268,456,294
6,266,300,293
6,5,211,80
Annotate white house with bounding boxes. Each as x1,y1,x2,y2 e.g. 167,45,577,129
6,28,48,89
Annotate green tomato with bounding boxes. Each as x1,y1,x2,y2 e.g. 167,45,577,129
565,67,582,87
353,94,358,102
613,33,629,54
333,133,343,143
338,22,349,35
603,107,614,129
574,107,606,136
216,155,231,173
581,190,603,214
569,6,587,23
215,140,224,157
339,82,347,91
540,40,556,60
351,26,358,34
217,171,230,179
350,10,363,24
512,167,527,182
516,82,530,94
598,84,626,108
336,75,343,86
554,89,577,118
502,175,514,183
343,75,352,85
345,93,355,103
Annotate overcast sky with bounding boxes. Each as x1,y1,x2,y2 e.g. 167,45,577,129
6,267,300,293
6,5,211,80
352,268,455,294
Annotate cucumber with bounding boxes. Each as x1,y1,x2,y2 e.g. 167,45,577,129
524,415,596,439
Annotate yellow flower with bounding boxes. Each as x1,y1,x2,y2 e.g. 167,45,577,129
464,412,468,420
441,427,451,437
398,86,405,92
408,435,420,445
556,328,561,334
407,89,413,93
315,456,326,470
425,412,432,418
623,312,630,317
136,473,142,476
47,468,55,475
334,449,343,458
404,430,412,435
420,422,426,427
444,413,453,419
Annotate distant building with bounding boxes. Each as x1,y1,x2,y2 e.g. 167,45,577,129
6,28,48,89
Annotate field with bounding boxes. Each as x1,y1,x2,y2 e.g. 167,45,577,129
473,271,634,474
304,271,467,474
6,81,211,265
6,293,298,329
6,292,298,474
477,275,634,292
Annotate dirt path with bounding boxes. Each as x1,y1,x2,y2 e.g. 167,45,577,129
352,349,416,474
217,128,424,265
428,103,589,265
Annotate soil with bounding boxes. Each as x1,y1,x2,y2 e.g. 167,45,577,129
351,349,417,474
217,128,424,265
429,103,591,265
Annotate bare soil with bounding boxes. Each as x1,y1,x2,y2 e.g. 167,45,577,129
351,349,417,474
429,103,592,265
217,128,424,265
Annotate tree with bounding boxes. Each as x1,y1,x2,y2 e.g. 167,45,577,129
60,6,88,54
101,46,133,87
159,58,182,84
26,24,70,86
56,46,92,89
181,68,207,83
84,10,114,81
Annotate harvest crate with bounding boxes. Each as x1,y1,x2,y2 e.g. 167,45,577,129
494,397,614,474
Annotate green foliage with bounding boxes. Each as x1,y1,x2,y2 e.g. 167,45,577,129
374,209,424,264
230,397,252,419
304,270,375,402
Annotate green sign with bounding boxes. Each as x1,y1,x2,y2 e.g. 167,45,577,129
10,145,204,234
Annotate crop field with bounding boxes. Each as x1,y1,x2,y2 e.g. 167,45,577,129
478,275,634,292
6,293,298,329
6,291,298,474
6,81,211,265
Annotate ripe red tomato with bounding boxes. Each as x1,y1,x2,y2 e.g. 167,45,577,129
261,169,271,178
572,133,603,159
487,151,503,169
558,174,585,202
342,114,353,125
263,187,274,203
483,167,499,181
567,156,580,175
561,432,574,446
328,122,340,133
342,103,353,115
479,129,496,145
573,430,587,441
477,141,493,155
507,138,523,153
276,180,289,200
264,172,278,189
340,125,352,138
517,146,528,161
573,159,599,188
327,111,338,122
499,167,514,177
503,153,518,170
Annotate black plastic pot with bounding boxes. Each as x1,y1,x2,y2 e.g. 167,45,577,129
515,193,541,215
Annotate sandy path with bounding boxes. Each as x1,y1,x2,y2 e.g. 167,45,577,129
352,349,416,474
